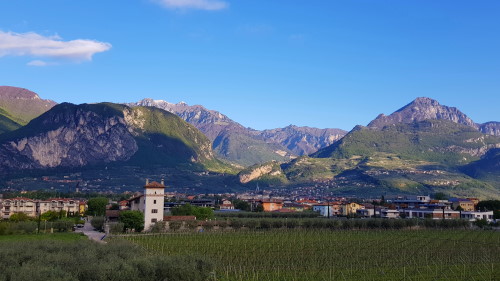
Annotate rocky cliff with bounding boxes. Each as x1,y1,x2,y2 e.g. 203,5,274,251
0,103,220,173
479,122,500,136
368,97,477,130
259,125,346,155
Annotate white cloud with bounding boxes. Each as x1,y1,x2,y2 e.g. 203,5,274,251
27,60,50,66
0,31,111,62
154,0,228,11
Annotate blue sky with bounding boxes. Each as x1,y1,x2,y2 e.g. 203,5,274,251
0,0,499,131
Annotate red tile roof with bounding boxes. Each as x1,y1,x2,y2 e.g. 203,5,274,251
144,181,165,188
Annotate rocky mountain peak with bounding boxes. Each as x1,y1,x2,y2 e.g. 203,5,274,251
368,97,477,129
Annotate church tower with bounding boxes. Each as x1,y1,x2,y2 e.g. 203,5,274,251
143,179,165,231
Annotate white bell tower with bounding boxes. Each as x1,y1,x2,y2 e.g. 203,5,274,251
143,179,165,231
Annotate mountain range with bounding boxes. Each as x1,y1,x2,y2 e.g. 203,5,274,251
128,98,346,166
1,86,500,198
241,98,500,199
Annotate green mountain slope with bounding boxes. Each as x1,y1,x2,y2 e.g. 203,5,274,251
0,108,21,135
0,86,56,125
313,120,500,165
213,129,293,167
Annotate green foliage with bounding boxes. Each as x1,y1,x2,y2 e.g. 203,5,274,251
41,210,67,222
87,197,108,216
0,109,21,135
433,192,448,200
213,130,291,166
477,200,500,219
9,213,31,222
0,239,213,281
91,216,105,232
171,204,214,220
232,199,251,211
119,210,145,232
109,222,125,234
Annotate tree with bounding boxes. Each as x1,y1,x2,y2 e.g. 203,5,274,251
171,204,214,220
119,210,144,232
255,204,264,212
233,199,251,211
476,200,500,219
433,192,448,200
87,197,109,216
41,211,61,221
9,213,31,222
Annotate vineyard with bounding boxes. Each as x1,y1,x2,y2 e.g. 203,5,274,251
115,229,500,280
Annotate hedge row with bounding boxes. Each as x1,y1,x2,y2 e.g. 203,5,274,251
202,218,471,230
0,220,74,235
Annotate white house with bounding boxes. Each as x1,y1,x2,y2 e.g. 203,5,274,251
460,211,494,222
313,204,336,217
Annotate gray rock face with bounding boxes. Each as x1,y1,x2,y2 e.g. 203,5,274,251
368,97,478,129
0,105,138,172
479,122,500,136
259,125,346,155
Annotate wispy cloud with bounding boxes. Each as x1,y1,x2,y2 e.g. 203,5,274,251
153,0,228,11
27,60,52,67
0,31,111,63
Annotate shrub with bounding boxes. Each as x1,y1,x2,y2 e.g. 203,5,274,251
246,219,259,229
109,222,125,234
342,220,353,230
271,220,284,229
230,219,243,229
185,220,199,230
259,219,271,229
91,216,105,231
169,221,182,231
285,219,298,229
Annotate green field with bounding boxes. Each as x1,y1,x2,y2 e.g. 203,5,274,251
116,229,500,280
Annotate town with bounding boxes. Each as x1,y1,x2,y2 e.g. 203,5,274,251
1,179,496,231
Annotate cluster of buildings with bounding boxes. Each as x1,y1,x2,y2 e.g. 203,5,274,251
0,197,84,219
1,182,496,229
236,195,494,222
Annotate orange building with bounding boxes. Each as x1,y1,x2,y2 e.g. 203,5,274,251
261,200,283,212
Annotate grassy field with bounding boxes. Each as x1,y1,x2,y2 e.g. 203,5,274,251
116,229,500,280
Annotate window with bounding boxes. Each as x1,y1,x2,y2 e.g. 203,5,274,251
154,200,157,204
151,218,157,223
152,209,158,214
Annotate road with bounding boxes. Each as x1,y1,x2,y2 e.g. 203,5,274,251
75,219,107,243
